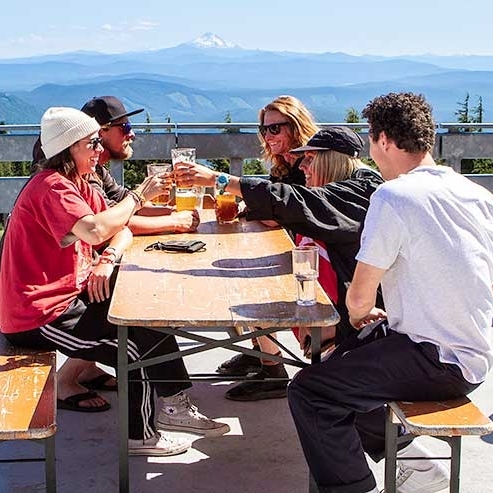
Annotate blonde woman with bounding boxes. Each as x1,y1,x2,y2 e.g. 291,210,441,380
216,95,319,400
259,94,319,185
293,128,376,357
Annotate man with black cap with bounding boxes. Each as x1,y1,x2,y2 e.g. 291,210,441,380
80,96,200,235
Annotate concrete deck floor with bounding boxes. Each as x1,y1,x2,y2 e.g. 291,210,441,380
1,330,493,493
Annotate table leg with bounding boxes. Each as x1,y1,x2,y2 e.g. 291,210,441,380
310,326,321,364
118,325,129,493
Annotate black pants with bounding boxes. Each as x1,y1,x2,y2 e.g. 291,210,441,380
6,295,191,440
287,325,479,493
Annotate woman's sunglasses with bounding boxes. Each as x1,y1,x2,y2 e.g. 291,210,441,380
81,137,103,150
104,122,133,135
258,121,291,137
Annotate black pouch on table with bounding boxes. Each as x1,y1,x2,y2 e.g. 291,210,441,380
144,240,206,253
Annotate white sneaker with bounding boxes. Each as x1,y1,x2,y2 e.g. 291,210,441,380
393,460,449,493
157,392,230,437
128,432,191,456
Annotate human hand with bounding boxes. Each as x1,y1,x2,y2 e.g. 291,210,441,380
170,209,201,232
349,307,387,329
174,162,216,188
87,262,114,303
137,172,173,203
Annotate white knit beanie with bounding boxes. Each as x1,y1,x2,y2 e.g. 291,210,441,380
40,107,100,159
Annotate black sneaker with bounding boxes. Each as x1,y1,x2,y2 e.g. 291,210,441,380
224,364,289,401
216,351,262,377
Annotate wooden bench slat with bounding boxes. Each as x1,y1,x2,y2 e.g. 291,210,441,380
390,397,493,436
0,336,57,441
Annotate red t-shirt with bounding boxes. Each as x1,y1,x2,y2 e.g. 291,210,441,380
0,170,107,333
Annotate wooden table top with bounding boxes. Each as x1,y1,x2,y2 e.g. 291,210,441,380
108,210,340,329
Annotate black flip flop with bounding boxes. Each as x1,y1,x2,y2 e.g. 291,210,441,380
80,373,118,392
57,391,111,412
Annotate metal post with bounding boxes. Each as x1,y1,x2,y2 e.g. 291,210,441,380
384,405,398,493
45,434,57,493
118,325,130,493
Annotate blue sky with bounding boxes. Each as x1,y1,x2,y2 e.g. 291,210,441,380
2,0,492,59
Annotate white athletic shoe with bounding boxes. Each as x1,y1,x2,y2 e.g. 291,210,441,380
393,460,449,493
157,392,230,437
128,432,191,456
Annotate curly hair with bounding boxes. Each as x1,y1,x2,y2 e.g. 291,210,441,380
362,92,436,153
258,95,319,179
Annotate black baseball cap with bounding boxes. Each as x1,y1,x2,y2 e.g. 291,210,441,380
80,96,144,126
291,127,364,157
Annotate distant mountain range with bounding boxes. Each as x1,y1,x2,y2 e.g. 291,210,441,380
2,32,493,125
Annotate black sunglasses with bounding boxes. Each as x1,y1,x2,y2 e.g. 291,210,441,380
81,137,103,150
259,121,291,137
106,122,133,135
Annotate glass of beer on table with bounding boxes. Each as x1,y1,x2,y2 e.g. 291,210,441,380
215,191,239,223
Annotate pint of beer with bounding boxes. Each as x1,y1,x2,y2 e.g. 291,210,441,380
175,188,198,211
215,192,238,223
146,163,172,205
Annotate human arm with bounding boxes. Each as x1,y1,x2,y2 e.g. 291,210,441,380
70,174,171,245
346,261,387,328
175,163,382,245
87,227,133,303
127,209,200,235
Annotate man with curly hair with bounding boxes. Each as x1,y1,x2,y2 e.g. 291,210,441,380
288,92,493,493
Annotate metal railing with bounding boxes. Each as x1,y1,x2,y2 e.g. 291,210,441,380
1,122,493,214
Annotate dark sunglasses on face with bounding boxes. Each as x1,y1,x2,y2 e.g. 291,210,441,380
258,121,291,137
105,122,133,135
81,137,103,150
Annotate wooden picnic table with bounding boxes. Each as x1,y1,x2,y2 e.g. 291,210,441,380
108,209,340,493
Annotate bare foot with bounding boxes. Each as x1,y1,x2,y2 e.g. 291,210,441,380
77,364,117,389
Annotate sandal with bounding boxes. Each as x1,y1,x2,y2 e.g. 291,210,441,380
57,391,111,413
80,373,117,392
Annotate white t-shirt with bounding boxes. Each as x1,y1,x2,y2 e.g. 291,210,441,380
357,165,493,383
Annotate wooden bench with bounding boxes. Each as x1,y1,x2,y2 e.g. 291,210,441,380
0,333,57,492
384,397,493,493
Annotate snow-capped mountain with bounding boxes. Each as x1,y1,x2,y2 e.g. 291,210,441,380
190,32,237,49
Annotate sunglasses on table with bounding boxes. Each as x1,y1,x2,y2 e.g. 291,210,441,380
258,121,291,136
102,122,133,135
81,137,104,150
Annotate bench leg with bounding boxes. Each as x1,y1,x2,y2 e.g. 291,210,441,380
449,436,461,493
45,434,56,493
384,405,399,493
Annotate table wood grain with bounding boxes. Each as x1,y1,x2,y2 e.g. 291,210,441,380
108,210,339,329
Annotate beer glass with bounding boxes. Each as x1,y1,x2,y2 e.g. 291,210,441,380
146,163,172,205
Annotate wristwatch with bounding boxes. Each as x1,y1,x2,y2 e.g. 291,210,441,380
215,174,230,195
